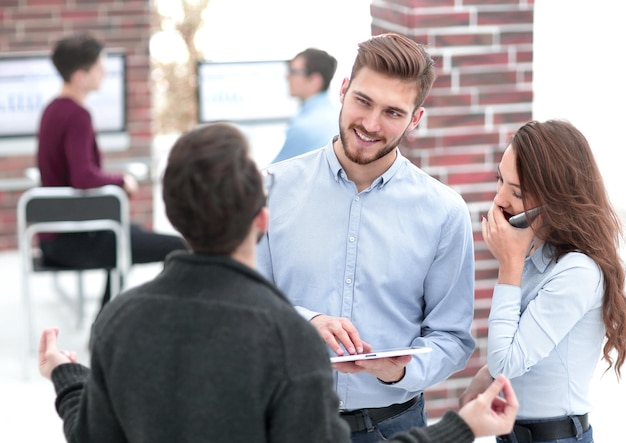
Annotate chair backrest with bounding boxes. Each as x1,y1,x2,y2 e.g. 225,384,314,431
19,185,126,224
17,185,131,274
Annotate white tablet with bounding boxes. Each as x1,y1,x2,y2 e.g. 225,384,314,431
330,346,432,363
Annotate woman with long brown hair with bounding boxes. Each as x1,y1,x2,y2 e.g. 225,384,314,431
462,119,626,443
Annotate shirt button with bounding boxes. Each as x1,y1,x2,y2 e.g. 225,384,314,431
355,196,360,201
349,236,355,242
346,278,352,284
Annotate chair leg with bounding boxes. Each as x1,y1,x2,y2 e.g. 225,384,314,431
110,269,120,299
53,272,71,304
53,271,86,330
22,264,33,380
76,271,85,330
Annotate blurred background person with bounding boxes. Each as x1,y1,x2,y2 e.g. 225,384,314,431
37,33,187,313
270,47,339,163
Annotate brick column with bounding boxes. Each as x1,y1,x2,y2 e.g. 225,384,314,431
0,0,154,249
370,0,534,418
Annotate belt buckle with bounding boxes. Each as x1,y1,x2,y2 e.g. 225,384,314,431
340,409,368,433
513,424,532,443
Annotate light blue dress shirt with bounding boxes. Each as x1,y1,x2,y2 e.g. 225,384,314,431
270,91,339,163
488,243,605,418
257,141,476,410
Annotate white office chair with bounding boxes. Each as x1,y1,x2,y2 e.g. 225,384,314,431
17,185,131,376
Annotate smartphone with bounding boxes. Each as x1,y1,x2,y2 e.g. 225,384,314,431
508,207,542,228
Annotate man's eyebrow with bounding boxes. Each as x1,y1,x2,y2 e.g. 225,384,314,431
351,90,409,116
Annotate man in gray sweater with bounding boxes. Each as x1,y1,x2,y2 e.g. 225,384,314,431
38,122,350,443
38,123,517,443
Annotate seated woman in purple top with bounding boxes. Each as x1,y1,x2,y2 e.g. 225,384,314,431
36,33,187,312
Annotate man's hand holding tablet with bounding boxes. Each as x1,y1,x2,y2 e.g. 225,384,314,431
330,346,432,363
330,347,432,384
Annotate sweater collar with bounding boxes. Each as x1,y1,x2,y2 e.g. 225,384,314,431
164,250,289,301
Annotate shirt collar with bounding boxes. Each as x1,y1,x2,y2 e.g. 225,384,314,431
324,138,405,190
528,242,553,273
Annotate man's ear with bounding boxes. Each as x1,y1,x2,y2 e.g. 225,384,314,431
255,207,269,234
310,72,324,93
69,69,83,86
339,77,350,103
408,107,425,132
253,207,269,244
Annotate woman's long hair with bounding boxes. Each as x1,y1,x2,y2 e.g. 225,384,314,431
512,119,626,378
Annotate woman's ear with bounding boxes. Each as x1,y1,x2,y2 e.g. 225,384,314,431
339,77,350,103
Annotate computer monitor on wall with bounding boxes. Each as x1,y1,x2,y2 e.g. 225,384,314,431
196,60,299,166
0,51,128,154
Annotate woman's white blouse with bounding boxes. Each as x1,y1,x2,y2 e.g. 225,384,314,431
488,243,605,418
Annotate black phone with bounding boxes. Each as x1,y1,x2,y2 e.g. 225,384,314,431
508,207,542,228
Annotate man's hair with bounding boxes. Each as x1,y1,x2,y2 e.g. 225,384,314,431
51,33,104,83
349,33,436,109
295,48,338,91
162,123,265,255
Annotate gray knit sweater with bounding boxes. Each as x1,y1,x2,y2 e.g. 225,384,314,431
388,411,475,443
51,251,350,443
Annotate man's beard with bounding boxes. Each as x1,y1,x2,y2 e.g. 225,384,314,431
338,114,405,165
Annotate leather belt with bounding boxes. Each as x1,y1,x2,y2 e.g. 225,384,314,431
499,414,589,442
339,395,419,433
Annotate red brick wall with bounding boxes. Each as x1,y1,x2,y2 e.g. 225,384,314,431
0,0,154,250
1,0,533,419
370,0,534,418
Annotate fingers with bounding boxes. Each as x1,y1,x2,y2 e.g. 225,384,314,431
353,355,410,382
354,355,411,370
481,215,489,241
497,374,519,411
481,204,497,240
312,315,365,355
335,319,364,355
481,374,506,402
38,327,58,359
61,350,78,363
332,361,367,374
459,388,477,408
483,375,519,421
460,364,493,407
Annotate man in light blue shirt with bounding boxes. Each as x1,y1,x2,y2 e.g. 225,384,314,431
271,48,339,163
257,33,475,442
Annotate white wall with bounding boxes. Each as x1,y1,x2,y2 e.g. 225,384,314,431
199,0,373,166
534,4,626,442
534,0,626,213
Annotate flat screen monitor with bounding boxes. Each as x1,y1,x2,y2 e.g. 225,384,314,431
197,60,298,123
0,51,126,138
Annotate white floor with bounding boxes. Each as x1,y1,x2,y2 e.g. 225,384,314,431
0,250,165,442
1,246,624,442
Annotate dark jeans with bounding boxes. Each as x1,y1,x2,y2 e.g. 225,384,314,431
349,394,426,443
40,223,187,305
